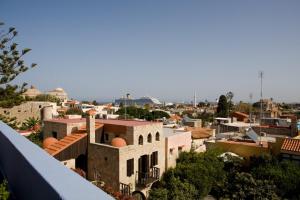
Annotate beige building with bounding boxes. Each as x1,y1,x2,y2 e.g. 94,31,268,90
46,88,68,102
163,127,191,170
0,101,58,125
43,114,166,199
22,85,42,98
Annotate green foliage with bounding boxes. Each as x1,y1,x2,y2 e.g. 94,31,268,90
66,107,83,115
0,114,18,129
150,151,300,200
0,85,25,108
28,94,60,104
0,22,37,108
220,172,279,200
234,101,254,113
26,131,43,147
21,117,40,130
0,180,10,200
217,95,229,117
226,91,234,113
116,106,170,121
148,188,168,200
149,150,226,200
250,155,300,199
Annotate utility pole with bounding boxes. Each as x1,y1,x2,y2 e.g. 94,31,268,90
259,71,264,145
249,93,253,128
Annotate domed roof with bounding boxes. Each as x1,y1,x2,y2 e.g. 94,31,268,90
43,137,59,148
52,88,65,93
22,85,42,97
111,137,127,148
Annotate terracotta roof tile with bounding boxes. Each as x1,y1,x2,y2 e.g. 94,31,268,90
281,138,300,153
44,133,87,156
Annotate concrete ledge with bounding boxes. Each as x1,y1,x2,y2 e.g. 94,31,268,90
0,121,113,200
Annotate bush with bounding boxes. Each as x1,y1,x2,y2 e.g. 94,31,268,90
0,180,10,200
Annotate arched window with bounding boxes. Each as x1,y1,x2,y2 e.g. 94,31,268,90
155,132,160,141
138,135,143,145
147,133,152,143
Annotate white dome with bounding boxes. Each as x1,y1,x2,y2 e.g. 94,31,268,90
54,88,64,92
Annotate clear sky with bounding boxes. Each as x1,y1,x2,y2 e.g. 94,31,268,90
1,0,300,103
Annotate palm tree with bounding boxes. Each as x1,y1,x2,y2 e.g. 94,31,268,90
23,117,40,131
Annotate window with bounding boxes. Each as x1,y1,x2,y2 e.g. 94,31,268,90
127,159,134,177
170,148,174,155
39,105,42,108
151,151,158,167
105,133,109,141
155,132,160,141
147,133,152,143
52,131,58,139
139,135,143,145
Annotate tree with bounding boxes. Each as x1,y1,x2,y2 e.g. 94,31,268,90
0,22,37,108
220,172,279,200
226,91,234,114
148,188,168,200
217,95,229,117
26,131,43,147
0,114,18,129
21,117,40,131
234,101,253,113
29,94,60,104
92,100,98,105
0,180,9,200
250,157,300,199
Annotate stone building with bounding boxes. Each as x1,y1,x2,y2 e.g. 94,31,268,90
0,101,58,124
22,85,42,98
43,114,166,199
46,88,68,102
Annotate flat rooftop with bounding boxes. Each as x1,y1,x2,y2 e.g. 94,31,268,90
45,118,161,127
163,127,189,137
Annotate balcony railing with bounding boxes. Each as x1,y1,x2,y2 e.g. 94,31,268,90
119,182,131,196
0,121,113,200
136,167,160,186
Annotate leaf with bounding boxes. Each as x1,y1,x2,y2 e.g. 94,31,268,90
31,63,37,68
22,48,31,55
10,43,17,51
9,27,16,33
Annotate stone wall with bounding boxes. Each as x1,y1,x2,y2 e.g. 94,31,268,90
43,121,85,139
0,101,57,125
87,143,120,191
252,126,293,137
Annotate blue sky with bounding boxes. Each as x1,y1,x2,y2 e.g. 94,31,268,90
1,0,300,103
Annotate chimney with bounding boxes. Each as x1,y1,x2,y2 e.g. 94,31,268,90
291,116,298,137
86,109,96,143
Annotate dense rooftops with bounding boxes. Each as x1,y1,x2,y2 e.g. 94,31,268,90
45,118,161,127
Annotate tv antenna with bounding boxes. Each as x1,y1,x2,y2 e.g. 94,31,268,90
259,71,264,146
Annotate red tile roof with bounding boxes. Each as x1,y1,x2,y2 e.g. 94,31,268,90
44,133,87,156
281,138,300,154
